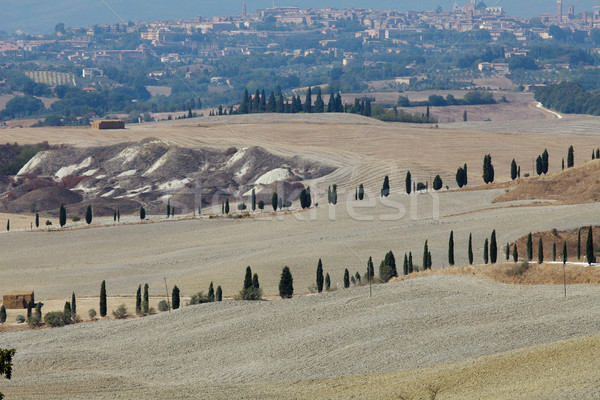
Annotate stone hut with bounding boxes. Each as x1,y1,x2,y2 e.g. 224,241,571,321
2,290,34,309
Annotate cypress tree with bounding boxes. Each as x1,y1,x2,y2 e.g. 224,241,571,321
244,266,253,290
216,286,222,301
553,242,557,261
276,94,284,113
208,282,215,302
71,292,76,316
358,184,364,200
483,239,489,264
506,242,510,261
597,149,600,159
35,212,39,228
100,280,107,317
167,198,171,218
59,204,66,227
279,266,294,298
251,189,256,211
344,268,350,288
136,285,142,314
423,240,429,270
367,257,374,280
513,243,518,262
252,273,260,289
542,149,549,174
63,302,71,324
327,92,335,112
586,226,596,264
140,206,146,220
381,175,390,197
117,210,120,222
355,187,358,200
562,158,565,170
490,230,497,264
538,237,544,264
577,229,581,260
433,175,442,191
408,252,413,273
113,210,117,222
567,145,574,168
380,250,397,282
314,88,324,113
527,233,533,261
0,305,6,324
272,192,278,211
335,93,343,112
448,231,455,266
428,251,432,269
225,198,230,214
468,233,473,265
456,167,465,188
85,205,92,224
143,283,149,315
34,301,42,321
536,155,543,176
482,154,494,184
325,273,331,291
304,87,312,113
464,164,468,186
260,89,266,112
511,159,517,180
328,186,332,204
403,253,409,275
563,241,567,262
267,91,276,112
27,300,32,321
172,285,180,309
316,259,324,293
6,220,8,232
405,171,412,194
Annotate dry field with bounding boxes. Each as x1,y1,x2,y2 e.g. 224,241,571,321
1,113,600,398
2,276,600,399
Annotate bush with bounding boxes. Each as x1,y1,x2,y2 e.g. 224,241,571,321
45,220,52,226
112,304,128,319
71,216,81,222
158,300,169,312
16,315,25,324
88,309,97,320
27,314,41,328
189,292,210,305
44,312,64,327
239,287,262,300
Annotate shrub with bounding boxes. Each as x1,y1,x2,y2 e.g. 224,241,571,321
16,315,25,324
88,309,97,320
507,261,530,277
44,312,64,327
189,292,209,305
112,304,128,319
158,300,169,312
279,266,294,299
45,220,52,226
72,215,81,222
27,314,41,328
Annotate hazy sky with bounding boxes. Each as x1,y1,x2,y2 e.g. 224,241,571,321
2,0,598,34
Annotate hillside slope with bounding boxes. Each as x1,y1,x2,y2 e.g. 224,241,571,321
3,276,600,399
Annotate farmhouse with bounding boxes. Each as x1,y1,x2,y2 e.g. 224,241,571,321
92,120,125,130
2,290,34,309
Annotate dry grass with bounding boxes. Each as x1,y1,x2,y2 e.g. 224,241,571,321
495,159,600,205
392,262,600,285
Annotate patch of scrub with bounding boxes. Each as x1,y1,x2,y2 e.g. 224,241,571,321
55,157,93,180
255,168,291,185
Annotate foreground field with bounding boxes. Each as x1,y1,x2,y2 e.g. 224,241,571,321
2,276,599,399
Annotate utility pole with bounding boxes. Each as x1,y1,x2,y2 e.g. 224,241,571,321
164,276,171,311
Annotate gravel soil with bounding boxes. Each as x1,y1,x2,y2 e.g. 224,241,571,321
2,275,600,399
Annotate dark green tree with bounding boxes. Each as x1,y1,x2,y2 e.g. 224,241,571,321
563,241,567,262
252,189,256,211
216,286,223,301
304,87,312,113
586,226,596,264
59,204,66,227
490,230,497,264
225,198,230,214
538,237,544,264
258,200,265,211
244,266,253,290
536,155,543,176
0,347,16,400
85,205,92,225
252,273,260,289
0,306,6,325
325,273,331,291
403,253,409,275
267,91,276,112
136,285,142,314
381,175,390,197
463,164,468,186
380,250,397,282
71,292,76,316
483,154,495,184
513,243,518,262
344,268,350,288
143,283,149,315
483,239,489,264
113,210,117,222
562,158,565,170
279,266,294,298
367,256,374,280
35,212,39,228
167,198,171,218
100,280,107,317
5,220,8,232
316,259,324,293
448,231,455,266
542,149,549,174
433,175,443,191
314,88,324,113
63,302,71,324
511,159,517,180
358,184,365,200
172,285,180,310
117,210,120,222
506,242,510,261
27,300,32,321
468,233,473,265
208,282,215,302
408,252,414,273
527,233,533,261
272,192,278,211
140,206,146,220
456,167,466,188
577,229,581,260
567,145,574,168
327,92,335,112
405,171,412,194
423,240,429,270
